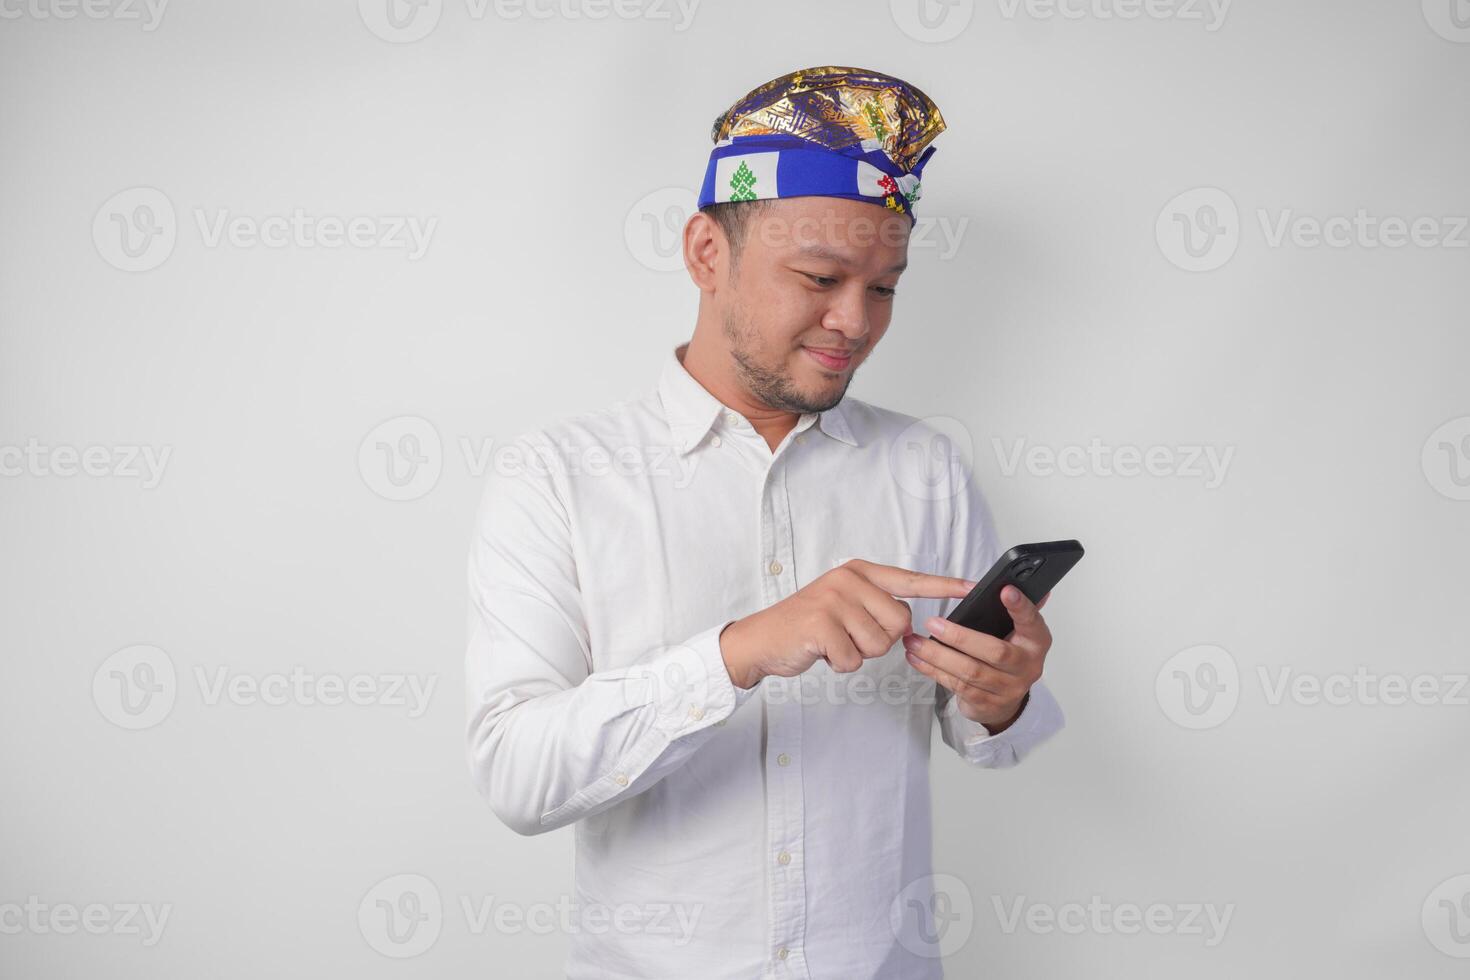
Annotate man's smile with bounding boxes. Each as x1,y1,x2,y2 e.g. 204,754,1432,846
802,345,856,371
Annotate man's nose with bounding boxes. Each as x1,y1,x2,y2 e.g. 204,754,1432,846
820,288,870,340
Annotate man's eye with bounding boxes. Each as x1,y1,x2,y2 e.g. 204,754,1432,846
802,273,895,297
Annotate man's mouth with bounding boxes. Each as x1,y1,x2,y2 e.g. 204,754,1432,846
803,346,855,371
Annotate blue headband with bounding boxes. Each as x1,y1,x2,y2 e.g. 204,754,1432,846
697,133,938,219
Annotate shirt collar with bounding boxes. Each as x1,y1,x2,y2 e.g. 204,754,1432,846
658,343,859,455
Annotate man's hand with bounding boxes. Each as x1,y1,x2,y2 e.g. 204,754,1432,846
718,559,978,690
901,586,1053,734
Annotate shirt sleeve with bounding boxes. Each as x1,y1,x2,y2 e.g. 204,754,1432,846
464,434,759,836
931,448,1065,768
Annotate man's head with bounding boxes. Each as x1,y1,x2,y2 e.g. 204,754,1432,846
684,194,912,414
685,66,944,416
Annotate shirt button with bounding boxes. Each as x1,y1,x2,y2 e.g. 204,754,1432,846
613,773,629,786
777,948,789,960
777,752,790,766
768,560,782,575
726,412,740,426
688,706,705,721
795,434,805,444
777,850,791,865
711,435,722,447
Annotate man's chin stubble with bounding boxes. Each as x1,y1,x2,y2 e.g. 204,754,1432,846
721,305,854,414
731,348,852,415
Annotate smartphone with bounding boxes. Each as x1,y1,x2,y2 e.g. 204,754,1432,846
944,540,1085,638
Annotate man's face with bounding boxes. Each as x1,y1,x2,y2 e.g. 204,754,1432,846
715,196,911,414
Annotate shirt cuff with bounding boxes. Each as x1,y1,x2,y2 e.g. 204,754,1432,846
944,680,1064,767
648,620,757,736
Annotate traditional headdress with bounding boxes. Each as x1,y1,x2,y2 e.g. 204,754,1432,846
697,66,946,218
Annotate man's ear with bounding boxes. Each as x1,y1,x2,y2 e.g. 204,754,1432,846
683,211,725,291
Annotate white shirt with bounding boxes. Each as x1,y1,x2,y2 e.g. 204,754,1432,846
464,342,1064,979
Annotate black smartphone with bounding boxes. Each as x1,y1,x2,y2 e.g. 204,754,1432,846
944,540,1085,638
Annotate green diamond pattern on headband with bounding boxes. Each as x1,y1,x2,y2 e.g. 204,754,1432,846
729,160,757,201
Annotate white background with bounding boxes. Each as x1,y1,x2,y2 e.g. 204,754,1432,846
2,0,1468,976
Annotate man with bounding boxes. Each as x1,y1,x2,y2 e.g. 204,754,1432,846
465,66,1065,979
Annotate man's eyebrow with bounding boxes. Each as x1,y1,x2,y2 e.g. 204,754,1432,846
794,243,907,275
